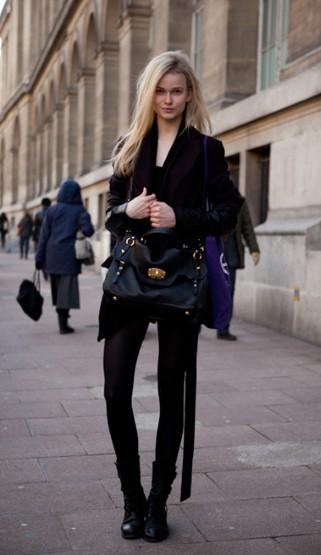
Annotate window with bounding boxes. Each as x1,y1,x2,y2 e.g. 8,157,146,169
226,155,240,189
260,0,289,90
259,147,270,224
246,146,270,225
97,193,106,229
191,1,203,77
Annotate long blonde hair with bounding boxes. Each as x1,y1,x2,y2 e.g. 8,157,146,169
112,50,212,176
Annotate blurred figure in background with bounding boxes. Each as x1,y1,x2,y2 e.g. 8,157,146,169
17,211,34,259
217,199,260,341
0,212,9,249
35,180,94,334
33,197,51,251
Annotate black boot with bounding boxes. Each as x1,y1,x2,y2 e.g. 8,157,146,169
57,309,74,334
116,457,147,539
144,462,177,542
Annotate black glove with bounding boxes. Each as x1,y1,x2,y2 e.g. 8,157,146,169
35,261,43,270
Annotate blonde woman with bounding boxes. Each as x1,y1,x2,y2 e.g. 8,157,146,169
98,51,242,542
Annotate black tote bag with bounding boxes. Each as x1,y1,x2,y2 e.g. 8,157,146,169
16,271,44,321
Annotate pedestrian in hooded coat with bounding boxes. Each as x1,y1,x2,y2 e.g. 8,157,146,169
35,180,94,334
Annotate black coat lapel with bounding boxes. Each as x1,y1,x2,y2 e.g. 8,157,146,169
132,124,157,196
132,125,203,204
159,128,203,204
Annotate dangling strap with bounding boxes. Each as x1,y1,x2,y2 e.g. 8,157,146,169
180,136,209,502
180,350,197,501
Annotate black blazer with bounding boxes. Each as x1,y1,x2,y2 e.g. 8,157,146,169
105,126,242,239
98,125,243,341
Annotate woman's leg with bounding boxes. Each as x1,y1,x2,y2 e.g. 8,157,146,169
155,319,199,467
103,317,149,462
144,319,199,542
103,317,149,539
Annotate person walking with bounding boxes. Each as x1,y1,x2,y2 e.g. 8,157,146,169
0,212,9,249
217,198,260,341
33,197,51,250
17,211,34,259
35,180,94,334
98,50,242,542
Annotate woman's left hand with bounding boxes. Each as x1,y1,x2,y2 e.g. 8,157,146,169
150,201,176,228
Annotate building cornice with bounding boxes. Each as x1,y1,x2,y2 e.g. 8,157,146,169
211,63,321,135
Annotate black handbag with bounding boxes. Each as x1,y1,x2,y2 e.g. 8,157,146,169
103,227,208,322
16,271,44,321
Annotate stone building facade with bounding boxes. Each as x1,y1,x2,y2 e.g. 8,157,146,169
0,0,321,344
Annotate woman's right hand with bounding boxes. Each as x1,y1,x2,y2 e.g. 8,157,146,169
125,187,156,219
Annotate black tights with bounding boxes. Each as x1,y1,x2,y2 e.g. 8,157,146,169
103,317,199,469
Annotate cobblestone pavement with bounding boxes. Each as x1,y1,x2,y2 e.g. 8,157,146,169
1,250,321,555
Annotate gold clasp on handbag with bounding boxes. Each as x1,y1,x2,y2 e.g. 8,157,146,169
147,267,166,280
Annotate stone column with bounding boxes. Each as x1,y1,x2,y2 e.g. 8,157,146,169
51,104,64,188
2,148,10,207
29,135,36,199
34,132,41,197
77,69,96,175
18,107,30,203
118,3,151,135
42,120,50,193
63,87,78,179
95,42,119,163
46,117,53,192
11,146,19,205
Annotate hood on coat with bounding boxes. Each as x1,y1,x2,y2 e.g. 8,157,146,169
57,180,83,205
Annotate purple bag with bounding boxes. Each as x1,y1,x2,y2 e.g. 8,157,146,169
203,136,232,329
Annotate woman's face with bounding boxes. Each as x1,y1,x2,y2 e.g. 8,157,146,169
153,72,192,124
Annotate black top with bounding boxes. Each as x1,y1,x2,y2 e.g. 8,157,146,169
153,166,165,196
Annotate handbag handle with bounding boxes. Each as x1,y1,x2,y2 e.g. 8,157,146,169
33,270,41,292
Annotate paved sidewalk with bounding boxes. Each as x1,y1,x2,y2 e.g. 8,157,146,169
1,250,321,555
